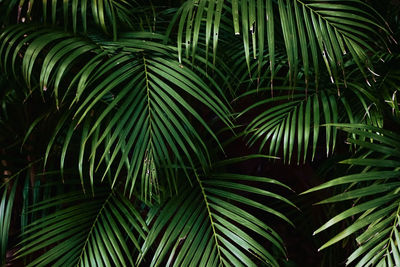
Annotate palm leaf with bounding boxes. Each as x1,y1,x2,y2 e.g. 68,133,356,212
138,171,295,267
238,86,380,163
304,124,400,266
17,188,147,267
2,0,139,38
0,26,233,202
174,0,390,87
0,180,17,266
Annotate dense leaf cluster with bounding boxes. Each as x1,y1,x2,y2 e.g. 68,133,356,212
1,0,400,266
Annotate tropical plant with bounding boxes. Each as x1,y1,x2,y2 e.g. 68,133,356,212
305,124,400,266
1,0,400,266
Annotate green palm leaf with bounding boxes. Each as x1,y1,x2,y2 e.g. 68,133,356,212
139,171,295,267
0,26,233,202
174,0,390,87
0,181,17,266
239,86,380,163
17,188,147,267
304,124,400,266
2,0,139,38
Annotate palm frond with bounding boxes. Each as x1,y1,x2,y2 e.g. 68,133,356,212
1,0,140,38
139,171,295,267
0,26,233,202
17,188,147,267
238,85,382,163
304,124,400,266
174,0,391,87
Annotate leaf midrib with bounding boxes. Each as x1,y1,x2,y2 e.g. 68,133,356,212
196,174,223,265
76,192,113,266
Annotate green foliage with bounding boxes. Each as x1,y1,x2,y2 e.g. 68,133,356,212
175,0,389,87
0,182,17,266
139,172,294,267
18,188,147,267
305,125,400,266
1,0,400,266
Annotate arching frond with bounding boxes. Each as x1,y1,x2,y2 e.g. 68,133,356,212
1,0,139,38
17,188,147,267
175,0,391,87
0,26,233,202
238,86,381,163
139,171,295,267
304,124,400,266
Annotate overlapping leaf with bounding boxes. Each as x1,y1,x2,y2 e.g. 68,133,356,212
239,86,382,163
175,0,390,87
304,124,400,266
2,0,138,38
17,189,147,267
0,26,233,202
139,172,295,267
